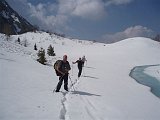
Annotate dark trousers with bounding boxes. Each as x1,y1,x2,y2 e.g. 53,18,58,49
78,67,82,77
82,62,84,67
56,74,68,91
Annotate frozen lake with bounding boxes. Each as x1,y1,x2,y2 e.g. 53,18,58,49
130,65,160,98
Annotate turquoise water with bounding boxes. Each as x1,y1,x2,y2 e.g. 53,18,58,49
130,65,160,98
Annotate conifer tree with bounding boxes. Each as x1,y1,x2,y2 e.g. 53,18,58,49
34,43,37,50
154,34,160,42
47,45,55,56
37,48,47,65
18,38,20,44
24,39,28,47
4,23,11,41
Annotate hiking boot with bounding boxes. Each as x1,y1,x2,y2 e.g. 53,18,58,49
55,90,59,92
64,88,68,92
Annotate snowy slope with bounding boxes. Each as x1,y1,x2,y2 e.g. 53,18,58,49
0,32,160,120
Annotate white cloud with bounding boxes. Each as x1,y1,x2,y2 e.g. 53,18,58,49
105,0,133,6
27,2,69,32
6,0,69,33
58,0,107,20
72,0,106,20
58,0,76,14
25,0,107,32
47,3,58,13
7,0,107,33
102,25,154,43
6,0,136,35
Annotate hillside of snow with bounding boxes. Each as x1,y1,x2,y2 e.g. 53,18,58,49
0,32,160,120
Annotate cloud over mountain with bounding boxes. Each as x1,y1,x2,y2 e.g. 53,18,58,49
7,0,133,33
102,25,155,43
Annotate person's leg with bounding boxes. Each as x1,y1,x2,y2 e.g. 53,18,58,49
63,74,68,91
78,68,82,77
82,62,84,67
56,76,63,92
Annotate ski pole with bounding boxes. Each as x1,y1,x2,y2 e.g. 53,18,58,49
72,63,73,76
68,75,76,91
82,66,85,76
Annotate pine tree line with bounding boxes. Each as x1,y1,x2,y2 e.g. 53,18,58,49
37,44,56,65
16,38,55,65
16,37,28,47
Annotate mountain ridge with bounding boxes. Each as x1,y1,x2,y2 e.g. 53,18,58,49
0,0,36,35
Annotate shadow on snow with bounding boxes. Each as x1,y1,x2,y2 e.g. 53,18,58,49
71,90,101,97
82,75,99,79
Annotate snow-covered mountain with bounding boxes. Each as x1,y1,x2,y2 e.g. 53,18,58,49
0,32,160,120
0,0,35,35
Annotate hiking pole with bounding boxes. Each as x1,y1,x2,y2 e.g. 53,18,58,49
53,85,57,93
72,63,73,76
68,75,76,91
86,60,87,67
82,66,85,76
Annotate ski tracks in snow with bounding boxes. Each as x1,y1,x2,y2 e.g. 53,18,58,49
58,77,103,120
79,93,104,120
58,65,102,120
59,91,67,120
58,78,79,120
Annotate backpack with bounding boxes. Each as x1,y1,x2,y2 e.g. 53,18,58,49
54,60,63,76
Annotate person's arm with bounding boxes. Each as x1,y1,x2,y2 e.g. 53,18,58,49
56,62,65,75
72,60,78,64
68,62,71,71
64,61,71,74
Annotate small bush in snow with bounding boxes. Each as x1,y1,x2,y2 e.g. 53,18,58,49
78,41,82,43
154,34,160,42
24,39,28,47
34,43,37,51
5,34,10,41
47,45,55,56
37,48,47,65
17,37,20,44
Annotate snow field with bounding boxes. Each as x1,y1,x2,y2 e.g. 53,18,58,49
0,32,160,120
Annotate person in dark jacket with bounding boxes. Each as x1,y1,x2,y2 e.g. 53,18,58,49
55,55,71,92
82,55,87,66
72,57,83,78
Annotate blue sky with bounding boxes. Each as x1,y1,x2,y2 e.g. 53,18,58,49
6,0,160,42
